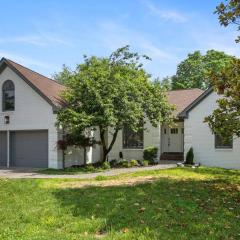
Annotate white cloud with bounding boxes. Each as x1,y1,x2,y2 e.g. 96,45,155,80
143,0,187,23
99,21,174,61
0,33,72,47
96,20,177,78
0,50,53,70
189,26,240,57
205,41,240,57
140,41,172,60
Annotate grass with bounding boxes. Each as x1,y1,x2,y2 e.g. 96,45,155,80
38,163,142,175
38,166,105,175
0,167,240,239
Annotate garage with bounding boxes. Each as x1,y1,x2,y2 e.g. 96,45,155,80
10,131,48,168
0,131,7,167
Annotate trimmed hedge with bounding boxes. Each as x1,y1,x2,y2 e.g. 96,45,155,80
186,147,194,165
143,146,158,164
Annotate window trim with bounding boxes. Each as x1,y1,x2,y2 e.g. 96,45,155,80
2,80,15,112
214,134,233,149
122,125,144,150
170,128,178,134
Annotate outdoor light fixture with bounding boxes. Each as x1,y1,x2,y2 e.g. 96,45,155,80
4,116,10,124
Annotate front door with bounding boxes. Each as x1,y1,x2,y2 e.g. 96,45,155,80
162,125,183,153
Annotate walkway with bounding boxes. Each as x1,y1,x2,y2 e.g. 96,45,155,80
0,161,178,179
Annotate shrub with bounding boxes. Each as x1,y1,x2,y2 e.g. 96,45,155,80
143,146,158,164
102,161,111,170
186,147,194,165
109,159,118,167
142,160,149,167
85,165,96,172
130,159,139,167
119,159,131,168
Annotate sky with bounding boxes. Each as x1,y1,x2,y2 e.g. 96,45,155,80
0,0,239,79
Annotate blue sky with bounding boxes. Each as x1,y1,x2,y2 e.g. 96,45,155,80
0,0,239,79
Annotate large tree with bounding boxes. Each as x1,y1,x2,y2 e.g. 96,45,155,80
57,46,174,162
215,0,240,43
205,58,240,139
53,64,72,85
171,50,233,90
204,1,240,139
160,76,172,90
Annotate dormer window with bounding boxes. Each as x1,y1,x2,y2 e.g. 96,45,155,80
2,80,15,111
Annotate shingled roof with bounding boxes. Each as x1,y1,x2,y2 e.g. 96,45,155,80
167,88,204,117
0,58,66,110
0,58,204,116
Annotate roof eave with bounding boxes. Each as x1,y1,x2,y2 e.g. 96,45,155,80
178,87,213,119
0,57,59,113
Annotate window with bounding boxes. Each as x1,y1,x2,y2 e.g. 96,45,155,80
164,129,167,134
215,134,233,149
123,125,143,149
2,80,15,111
170,128,178,134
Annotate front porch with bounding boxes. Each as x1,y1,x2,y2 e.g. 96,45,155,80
160,152,184,161
160,121,184,161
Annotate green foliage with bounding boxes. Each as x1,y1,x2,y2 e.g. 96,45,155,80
57,46,174,162
130,159,139,167
58,132,99,167
119,159,131,168
205,58,240,139
52,64,73,85
109,159,118,167
85,164,96,172
186,147,194,165
206,2,240,139
160,76,172,90
143,146,158,164
102,161,111,170
142,160,149,167
171,50,234,90
95,175,108,181
172,51,205,90
215,0,240,43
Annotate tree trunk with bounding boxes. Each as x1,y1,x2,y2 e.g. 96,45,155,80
99,127,119,162
100,127,108,162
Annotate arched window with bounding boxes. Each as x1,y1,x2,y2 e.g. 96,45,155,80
2,80,15,111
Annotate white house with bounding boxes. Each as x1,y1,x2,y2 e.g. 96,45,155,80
0,58,239,169
179,88,240,169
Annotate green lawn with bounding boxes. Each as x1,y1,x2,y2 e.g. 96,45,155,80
38,166,105,174
0,167,240,240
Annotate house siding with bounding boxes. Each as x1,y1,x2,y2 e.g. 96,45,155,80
0,66,61,168
64,128,101,167
108,120,161,161
184,91,240,169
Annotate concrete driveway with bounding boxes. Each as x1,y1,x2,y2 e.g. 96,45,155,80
0,161,178,179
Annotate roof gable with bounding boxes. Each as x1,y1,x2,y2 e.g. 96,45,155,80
178,87,213,118
0,58,206,117
167,88,204,117
0,58,66,112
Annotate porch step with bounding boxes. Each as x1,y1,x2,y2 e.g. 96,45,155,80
160,152,184,161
